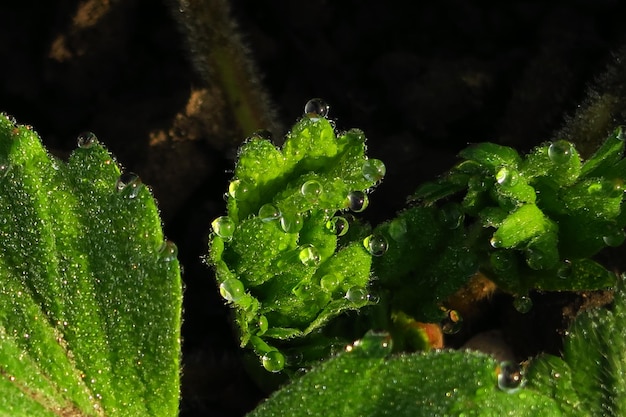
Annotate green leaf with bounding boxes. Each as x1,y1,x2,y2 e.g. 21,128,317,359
0,116,182,416
248,335,562,417
209,114,384,371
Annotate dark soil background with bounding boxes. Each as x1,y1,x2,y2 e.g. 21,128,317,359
2,1,626,416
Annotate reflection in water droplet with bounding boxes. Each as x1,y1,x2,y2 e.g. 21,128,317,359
115,173,142,198
347,330,393,358
219,278,245,302
300,180,323,201
603,229,625,247
262,350,285,373
345,286,368,304
304,98,330,119
257,315,269,335
388,218,408,241
513,295,533,314
363,234,388,256
77,131,98,148
557,260,572,279
326,216,349,236
298,244,321,266
441,309,463,335
158,240,178,261
258,204,281,222
362,159,386,182
346,191,369,213
211,216,236,241
438,203,465,229
497,361,524,393
496,167,519,187
490,235,503,248
548,140,573,164
320,273,342,292
228,179,252,200
280,212,303,233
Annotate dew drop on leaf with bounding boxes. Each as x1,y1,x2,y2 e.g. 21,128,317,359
115,172,142,198
280,212,303,233
548,140,573,164
346,191,369,212
495,166,519,187
490,235,503,248
300,180,323,201
304,98,330,119
320,273,341,292
262,350,285,373
298,244,321,266
219,278,245,302
497,361,524,393
438,202,465,229
347,330,393,358
258,203,281,222
362,158,386,182
388,218,408,241
441,309,463,335
228,179,252,200
257,315,269,335
513,294,533,313
363,234,388,256
603,228,625,247
326,216,349,236
158,240,178,261
345,286,368,304
77,131,98,149
211,216,236,240
557,260,572,279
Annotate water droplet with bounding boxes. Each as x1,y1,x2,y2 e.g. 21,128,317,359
346,191,369,213
211,216,236,241
441,309,463,335
345,286,368,304
300,180,323,201
158,240,178,261
513,295,533,313
525,248,546,270
228,179,253,200
347,330,393,358
250,129,273,141
256,315,269,335
388,218,408,241
258,204,281,222
115,172,142,198
496,166,519,187
0,159,11,180
490,235,503,248
363,234,388,256
326,216,349,236
280,212,303,233
262,350,285,373
320,273,342,292
548,140,573,164
438,203,465,229
362,159,386,183
603,228,625,247
298,244,321,266
77,131,98,148
304,98,330,119
557,260,572,279
219,278,245,302
497,361,524,393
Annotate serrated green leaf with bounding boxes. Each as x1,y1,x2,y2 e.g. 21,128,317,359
248,348,562,417
0,115,181,417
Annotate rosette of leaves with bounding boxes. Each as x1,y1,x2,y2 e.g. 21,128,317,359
208,100,386,372
374,128,624,322
0,114,182,417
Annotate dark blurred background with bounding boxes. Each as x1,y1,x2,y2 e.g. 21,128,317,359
1,1,626,416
